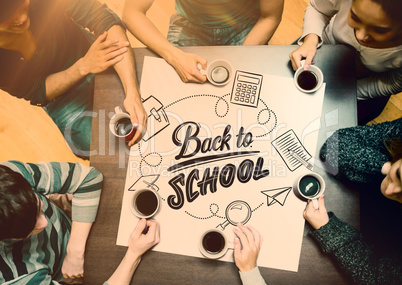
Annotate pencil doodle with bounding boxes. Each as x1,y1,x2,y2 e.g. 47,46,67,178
271,129,312,171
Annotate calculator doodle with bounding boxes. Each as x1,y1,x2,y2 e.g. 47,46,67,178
230,70,263,108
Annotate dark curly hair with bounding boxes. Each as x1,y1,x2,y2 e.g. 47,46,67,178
0,165,38,240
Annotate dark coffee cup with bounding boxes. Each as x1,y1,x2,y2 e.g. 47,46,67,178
130,189,160,219
294,62,324,93
115,118,133,137
293,172,325,209
109,106,136,142
199,229,231,259
297,70,318,91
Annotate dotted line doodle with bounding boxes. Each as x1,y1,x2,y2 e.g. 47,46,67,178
185,201,266,223
256,98,277,137
164,93,231,118
257,108,271,125
163,93,277,137
185,203,225,220
141,152,163,168
215,94,231,118
251,202,264,212
137,143,163,178
137,142,144,159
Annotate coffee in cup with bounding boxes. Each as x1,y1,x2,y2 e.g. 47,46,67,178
297,70,318,91
130,188,160,219
299,175,321,197
199,59,233,86
198,228,231,259
210,66,230,84
293,172,326,209
203,231,225,253
109,106,136,141
115,117,133,137
294,61,324,93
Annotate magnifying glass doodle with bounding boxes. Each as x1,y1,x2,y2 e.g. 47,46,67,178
217,200,252,230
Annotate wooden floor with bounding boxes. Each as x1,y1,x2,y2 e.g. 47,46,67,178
0,0,400,164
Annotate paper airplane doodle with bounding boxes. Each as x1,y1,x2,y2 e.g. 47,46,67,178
128,174,160,192
261,187,292,206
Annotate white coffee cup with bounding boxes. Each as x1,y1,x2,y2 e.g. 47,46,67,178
130,188,160,219
294,61,324,93
199,59,233,86
109,106,135,141
293,172,326,210
198,228,233,259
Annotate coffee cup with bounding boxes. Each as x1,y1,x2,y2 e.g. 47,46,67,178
293,172,325,209
199,59,233,86
130,188,160,219
109,106,135,141
294,61,324,93
198,228,233,259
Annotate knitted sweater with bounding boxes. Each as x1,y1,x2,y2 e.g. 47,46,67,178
320,118,402,184
310,212,402,285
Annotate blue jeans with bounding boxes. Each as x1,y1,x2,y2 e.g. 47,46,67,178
167,13,259,46
44,74,94,158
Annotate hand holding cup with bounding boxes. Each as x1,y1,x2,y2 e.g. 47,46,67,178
109,106,136,142
294,60,324,93
198,59,233,86
293,172,326,210
303,195,329,230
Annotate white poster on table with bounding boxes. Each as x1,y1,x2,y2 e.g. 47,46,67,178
117,56,326,272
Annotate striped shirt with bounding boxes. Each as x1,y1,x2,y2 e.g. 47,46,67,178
0,161,103,284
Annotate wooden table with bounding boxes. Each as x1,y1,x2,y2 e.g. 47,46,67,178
86,45,358,284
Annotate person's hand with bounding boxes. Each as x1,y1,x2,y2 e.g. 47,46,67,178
61,247,84,283
233,224,262,272
303,195,329,230
104,219,160,285
128,218,160,258
78,31,129,76
123,94,147,146
381,159,402,203
168,50,207,83
289,34,319,71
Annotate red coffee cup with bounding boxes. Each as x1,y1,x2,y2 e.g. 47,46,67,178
109,106,136,142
